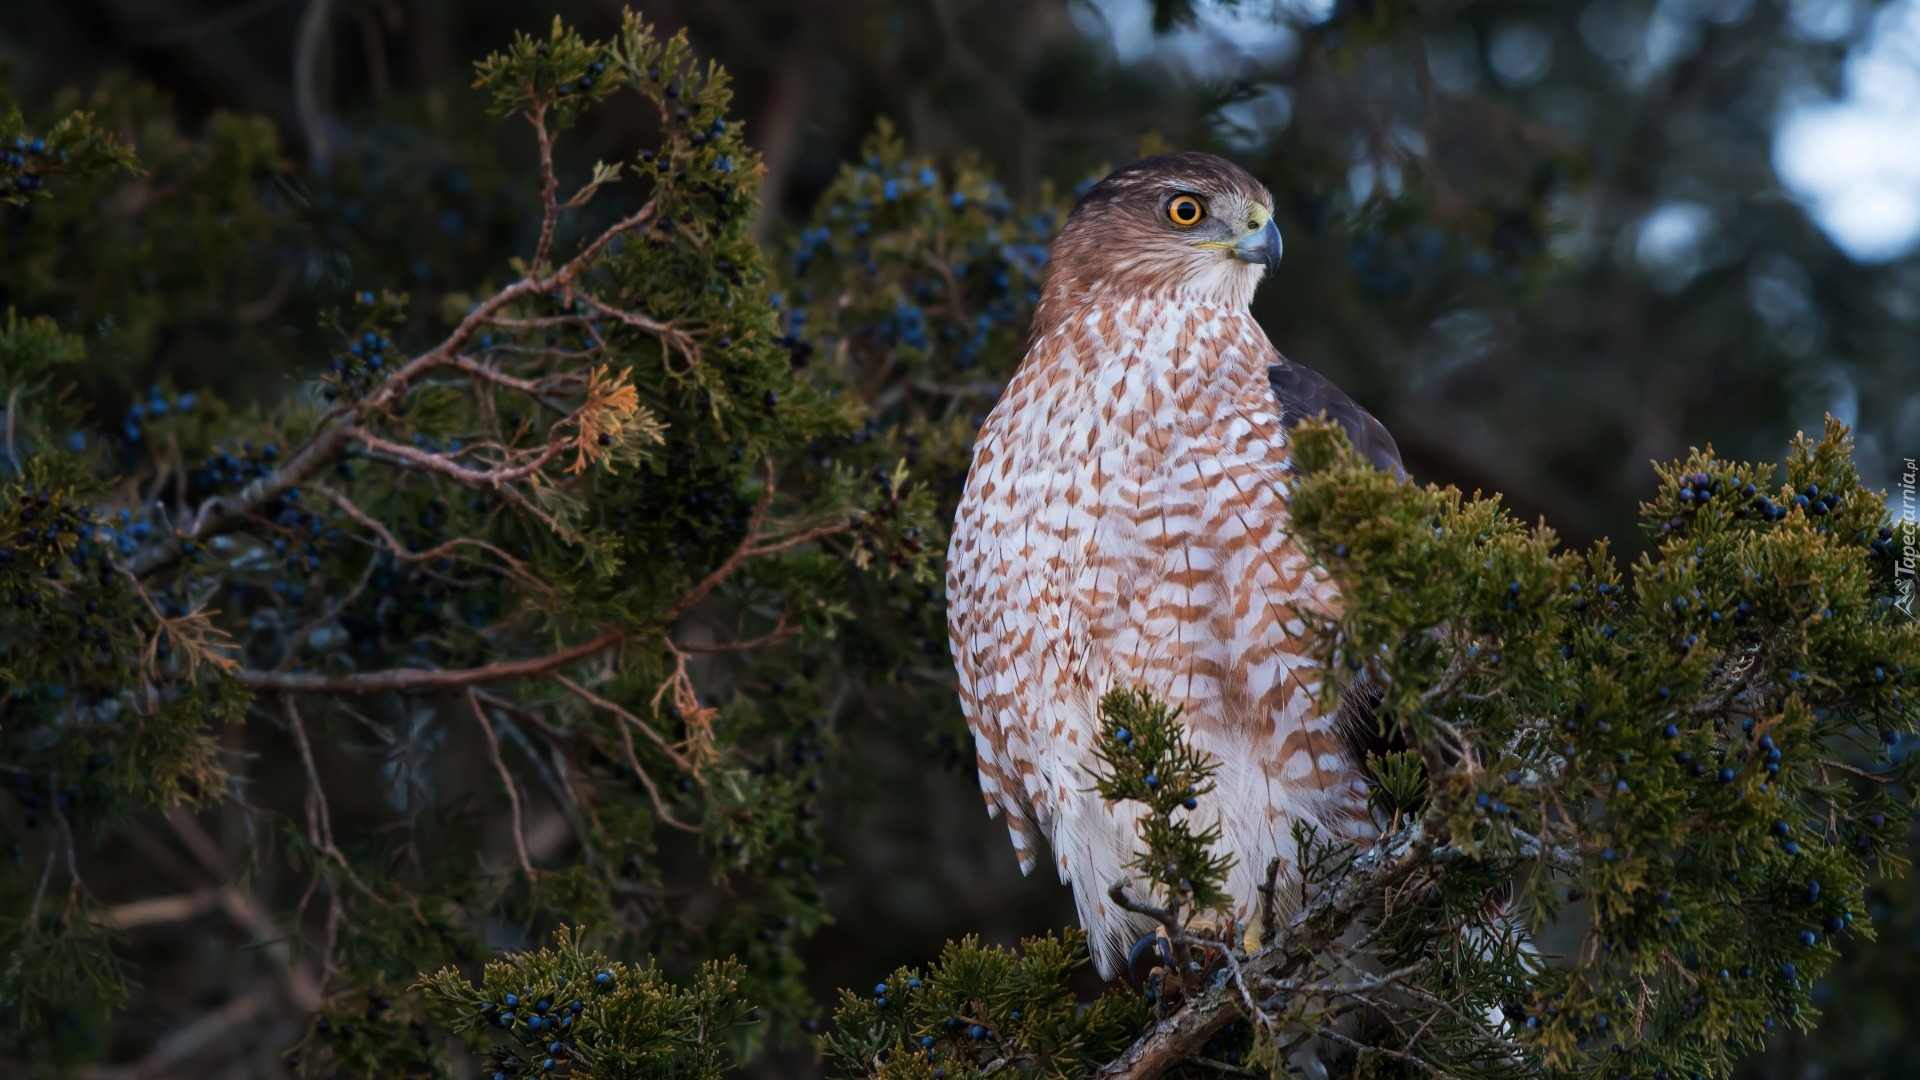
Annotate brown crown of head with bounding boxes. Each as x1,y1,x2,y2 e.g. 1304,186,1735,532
1037,152,1279,316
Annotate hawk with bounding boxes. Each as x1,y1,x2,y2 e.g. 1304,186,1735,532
946,152,1403,978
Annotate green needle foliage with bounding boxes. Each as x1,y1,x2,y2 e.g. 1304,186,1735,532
0,99,138,208
417,926,754,1080
1092,689,1237,929
820,931,1147,1080
2,8,1918,1080
0,10,935,1075
1235,417,1914,1077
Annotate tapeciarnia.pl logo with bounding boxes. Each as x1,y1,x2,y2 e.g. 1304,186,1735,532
1898,457,1916,619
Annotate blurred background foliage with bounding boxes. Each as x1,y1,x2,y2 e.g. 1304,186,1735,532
1,0,1916,1076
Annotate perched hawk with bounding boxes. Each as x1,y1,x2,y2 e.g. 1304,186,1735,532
946,152,1403,977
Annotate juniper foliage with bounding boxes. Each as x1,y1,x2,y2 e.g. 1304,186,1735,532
1091,688,1238,929
1,9,1918,1080
416,926,754,1080
0,11,949,1074
819,930,1148,1080
1306,413,1920,1080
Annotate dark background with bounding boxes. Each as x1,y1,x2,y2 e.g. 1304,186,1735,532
4,1,1917,1076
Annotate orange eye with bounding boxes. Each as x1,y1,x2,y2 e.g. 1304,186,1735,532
1167,195,1206,227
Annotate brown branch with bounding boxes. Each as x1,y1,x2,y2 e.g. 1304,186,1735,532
292,0,335,166
469,690,615,860
557,203,661,284
648,638,717,759
313,481,553,595
231,625,622,693
528,103,561,272
553,675,700,833
553,674,695,775
1098,819,1438,1080
1310,1022,1451,1078
745,519,850,558
101,888,224,929
446,353,564,394
1820,757,1891,783
484,313,595,332
282,696,346,868
468,689,536,880
126,200,659,578
163,809,230,881
1360,969,1529,1060
353,427,568,488
164,810,325,1011
570,290,695,356
677,614,797,654
25,821,54,932
922,251,973,329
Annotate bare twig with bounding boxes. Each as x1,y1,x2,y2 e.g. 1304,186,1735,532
102,888,224,929
553,675,700,833
468,689,536,880
25,834,54,932
569,290,695,357
282,696,345,867
528,103,561,271
293,0,336,166
77,982,278,1080
232,625,622,692
163,810,324,1010
1106,882,1202,992
313,481,553,595
676,613,797,654
553,674,695,775
352,427,568,488
446,353,559,394
744,520,851,558
1311,1022,1450,1077
1820,757,1892,783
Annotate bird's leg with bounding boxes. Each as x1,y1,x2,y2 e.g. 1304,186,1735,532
1179,910,1239,975
1114,882,1240,996
1125,925,1176,997
1133,909,1236,999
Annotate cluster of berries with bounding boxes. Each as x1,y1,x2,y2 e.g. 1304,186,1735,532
2,135,54,194
122,385,199,442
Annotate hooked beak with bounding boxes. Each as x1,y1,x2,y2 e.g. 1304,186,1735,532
1232,217,1284,276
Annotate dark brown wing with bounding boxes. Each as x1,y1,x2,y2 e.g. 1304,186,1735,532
1267,358,1408,803
1267,359,1404,478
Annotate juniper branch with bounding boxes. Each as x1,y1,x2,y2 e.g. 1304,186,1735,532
125,200,660,578
1098,819,1440,1080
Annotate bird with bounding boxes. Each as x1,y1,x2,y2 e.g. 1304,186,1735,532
945,152,1403,979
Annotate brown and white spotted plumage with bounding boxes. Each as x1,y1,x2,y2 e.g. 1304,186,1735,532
946,153,1402,977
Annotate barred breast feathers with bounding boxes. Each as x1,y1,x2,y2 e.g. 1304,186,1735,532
947,296,1371,976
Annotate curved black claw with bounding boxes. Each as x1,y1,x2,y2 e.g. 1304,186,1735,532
1124,930,1174,987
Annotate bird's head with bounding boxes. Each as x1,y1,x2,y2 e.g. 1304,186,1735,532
1041,151,1281,311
